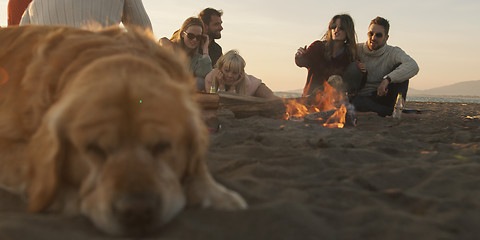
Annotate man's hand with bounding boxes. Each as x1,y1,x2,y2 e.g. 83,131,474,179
377,78,390,96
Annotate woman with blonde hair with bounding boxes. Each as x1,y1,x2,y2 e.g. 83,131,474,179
205,50,277,99
160,17,212,87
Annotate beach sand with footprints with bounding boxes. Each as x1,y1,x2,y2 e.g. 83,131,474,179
1,101,479,239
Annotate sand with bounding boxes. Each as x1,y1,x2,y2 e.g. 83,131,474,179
1,101,479,240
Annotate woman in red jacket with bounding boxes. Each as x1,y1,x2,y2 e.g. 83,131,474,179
7,0,32,26
295,14,364,98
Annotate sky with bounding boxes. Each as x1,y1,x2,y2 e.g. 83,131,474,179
1,0,479,91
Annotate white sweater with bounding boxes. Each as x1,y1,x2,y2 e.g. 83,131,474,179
357,43,419,95
20,0,152,30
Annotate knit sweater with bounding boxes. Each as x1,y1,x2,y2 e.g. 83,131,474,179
20,0,152,30
190,53,212,79
357,43,419,95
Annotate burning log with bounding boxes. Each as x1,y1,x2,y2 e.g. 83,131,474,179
304,109,336,123
282,79,359,128
195,92,286,119
284,94,357,127
302,106,356,127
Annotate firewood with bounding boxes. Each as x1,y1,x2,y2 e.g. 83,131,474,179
195,92,220,110
304,109,336,123
218,92,286,119
195,92,286,119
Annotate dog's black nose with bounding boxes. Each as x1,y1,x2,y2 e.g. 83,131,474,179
113,192,160,228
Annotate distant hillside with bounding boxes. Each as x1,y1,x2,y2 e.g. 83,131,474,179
410,80,480,96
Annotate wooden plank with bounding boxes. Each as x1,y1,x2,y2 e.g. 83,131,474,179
195,92,286,119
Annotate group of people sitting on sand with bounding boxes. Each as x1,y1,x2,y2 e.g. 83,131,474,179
6,0,419,116
157,12,276,99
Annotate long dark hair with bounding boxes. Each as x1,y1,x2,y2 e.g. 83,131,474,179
322,14,358,61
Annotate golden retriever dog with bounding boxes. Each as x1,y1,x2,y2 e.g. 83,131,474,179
0,25,246,236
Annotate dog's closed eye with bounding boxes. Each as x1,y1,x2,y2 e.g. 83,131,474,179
150,142,171,157
86,143,107,159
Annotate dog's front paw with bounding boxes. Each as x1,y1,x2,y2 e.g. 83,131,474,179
185,175,247,210
203,182,247,210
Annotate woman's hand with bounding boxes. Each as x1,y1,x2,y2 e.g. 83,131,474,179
295,45,307,58
356,62,367,73
295,45,308,67
215,70,226,90
227,72,244,93
159,37,174,49
202,34,210,55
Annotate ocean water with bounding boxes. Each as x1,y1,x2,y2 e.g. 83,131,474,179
407,95,480,104
275,92,480,104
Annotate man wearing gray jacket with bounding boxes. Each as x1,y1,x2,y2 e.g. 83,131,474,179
353,16,419,116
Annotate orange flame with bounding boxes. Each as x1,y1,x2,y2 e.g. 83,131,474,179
323,104,346,128
285,98,310,118
284,81,347,128
312,82,339,111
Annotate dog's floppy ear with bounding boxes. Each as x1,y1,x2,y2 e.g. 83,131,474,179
27,104,66,213
182,112,247,210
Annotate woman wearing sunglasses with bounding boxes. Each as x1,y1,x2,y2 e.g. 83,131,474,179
204,50,277,99
160,17,212,88
295,14,364,98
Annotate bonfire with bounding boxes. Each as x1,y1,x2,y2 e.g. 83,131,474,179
284,77,356,128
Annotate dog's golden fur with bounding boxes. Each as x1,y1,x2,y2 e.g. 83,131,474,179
0,25,246,236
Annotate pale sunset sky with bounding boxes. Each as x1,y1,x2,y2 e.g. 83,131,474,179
1,0,479,91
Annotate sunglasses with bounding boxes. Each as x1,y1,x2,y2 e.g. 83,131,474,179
184,31,204,41
329,23,345,31
368,31,384,38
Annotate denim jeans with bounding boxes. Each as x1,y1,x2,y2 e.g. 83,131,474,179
352,80,409,117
